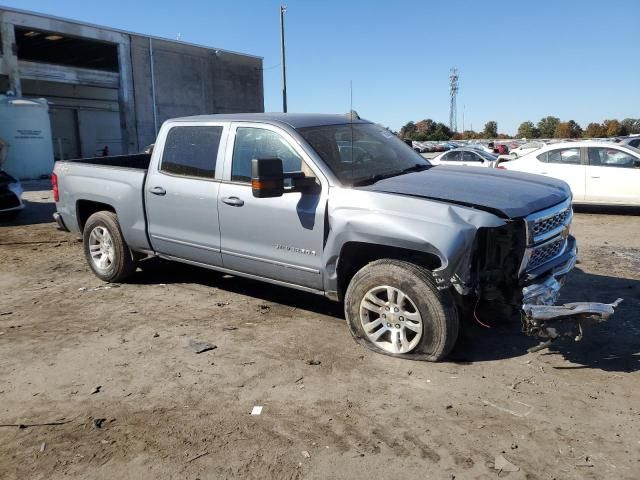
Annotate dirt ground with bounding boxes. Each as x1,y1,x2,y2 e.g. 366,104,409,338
1,182,639,480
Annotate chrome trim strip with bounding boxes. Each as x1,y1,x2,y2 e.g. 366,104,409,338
158,254,325,295
151,234,221,253
221,249,321,274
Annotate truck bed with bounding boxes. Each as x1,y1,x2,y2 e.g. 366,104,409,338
54,154,152,252
68,153,151,170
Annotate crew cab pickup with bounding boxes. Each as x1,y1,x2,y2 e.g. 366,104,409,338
52,113,620,360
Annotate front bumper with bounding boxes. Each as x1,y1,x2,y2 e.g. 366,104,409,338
520,236,622,351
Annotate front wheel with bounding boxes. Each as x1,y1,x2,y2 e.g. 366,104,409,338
83,211,136,282
344,259,459,361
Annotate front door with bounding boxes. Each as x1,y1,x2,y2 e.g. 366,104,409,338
585,146,640,205
218,123,326,289
145,123,228,265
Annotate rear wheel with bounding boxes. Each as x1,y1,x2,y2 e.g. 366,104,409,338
83,211,136,282
344,259,459,361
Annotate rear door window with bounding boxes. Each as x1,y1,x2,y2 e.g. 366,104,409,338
546,148,581,165
161,126,223,179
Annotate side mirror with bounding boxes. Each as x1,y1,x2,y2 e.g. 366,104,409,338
251,158,284,198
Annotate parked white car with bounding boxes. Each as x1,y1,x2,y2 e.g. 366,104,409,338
431,147,498,168
497,142,640,205
510,141,547,158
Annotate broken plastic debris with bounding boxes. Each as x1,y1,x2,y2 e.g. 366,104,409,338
78,284,121,292
524,298,623,322
494,454,519,472
189,340,217,354
251,406,263,416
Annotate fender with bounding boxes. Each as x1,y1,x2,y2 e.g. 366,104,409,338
322,187,506,295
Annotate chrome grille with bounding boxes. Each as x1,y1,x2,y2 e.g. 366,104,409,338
527,237,566,271
532,208,571,241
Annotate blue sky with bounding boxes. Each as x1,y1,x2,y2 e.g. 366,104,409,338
4,0,639,134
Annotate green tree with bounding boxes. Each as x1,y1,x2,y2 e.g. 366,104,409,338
482,121,498,138
567,120,583,138
399,121,417,139
537,116,560,138
516,121,538,139
621,118,640,135
583,122,606,138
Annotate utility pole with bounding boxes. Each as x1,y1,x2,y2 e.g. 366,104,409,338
462,104,465,133
449,67,459,133
280,5,288,113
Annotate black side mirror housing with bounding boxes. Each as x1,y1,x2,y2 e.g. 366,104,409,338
251,158,284,198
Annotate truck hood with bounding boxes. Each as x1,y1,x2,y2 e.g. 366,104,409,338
357,166,570,219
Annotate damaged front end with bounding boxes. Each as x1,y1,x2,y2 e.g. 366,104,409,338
516,199,622,351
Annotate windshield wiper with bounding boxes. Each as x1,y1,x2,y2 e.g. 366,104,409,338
400,163,430,174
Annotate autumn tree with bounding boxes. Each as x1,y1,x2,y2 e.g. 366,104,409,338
516,121,538,139
537,116,560,138
603,119,623,137
583,122,606,138
555,120,582,138
483,121,498,138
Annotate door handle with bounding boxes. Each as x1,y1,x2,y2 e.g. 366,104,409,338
540,172,549,175
590,176,600,179
149,186,166,196
222,196,244,207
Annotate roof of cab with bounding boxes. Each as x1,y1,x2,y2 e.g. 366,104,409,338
167,113,371,129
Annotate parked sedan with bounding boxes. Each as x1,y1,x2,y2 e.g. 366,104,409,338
616,136,640,149
497,142,640,205
0,170,24,218
510,141,547,158
431,147,498,167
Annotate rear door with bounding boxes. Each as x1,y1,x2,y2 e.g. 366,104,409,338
532,147,586,202
217,122,327,289
145,122,228,265
585,146,640,205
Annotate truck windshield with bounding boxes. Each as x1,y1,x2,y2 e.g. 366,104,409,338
298,123,431,186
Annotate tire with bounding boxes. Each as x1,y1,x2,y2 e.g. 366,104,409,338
83,211,136,282
344,259,459,361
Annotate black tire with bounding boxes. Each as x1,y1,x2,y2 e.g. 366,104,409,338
344,259,459,361
83,211,136,282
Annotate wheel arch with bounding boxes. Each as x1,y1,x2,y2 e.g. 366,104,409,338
335,241,444,301
76,200,116,232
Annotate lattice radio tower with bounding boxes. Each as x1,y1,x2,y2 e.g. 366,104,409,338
449,67,459,132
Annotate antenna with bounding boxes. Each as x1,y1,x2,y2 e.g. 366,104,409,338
449,67,459,132
350,80,354,165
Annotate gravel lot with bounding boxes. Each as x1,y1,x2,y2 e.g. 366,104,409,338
1,182,639,479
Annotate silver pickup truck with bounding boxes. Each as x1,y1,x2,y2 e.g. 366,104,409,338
52,113,620,360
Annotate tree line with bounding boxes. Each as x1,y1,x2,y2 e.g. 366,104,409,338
515,117,640,139
399,117,640,140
